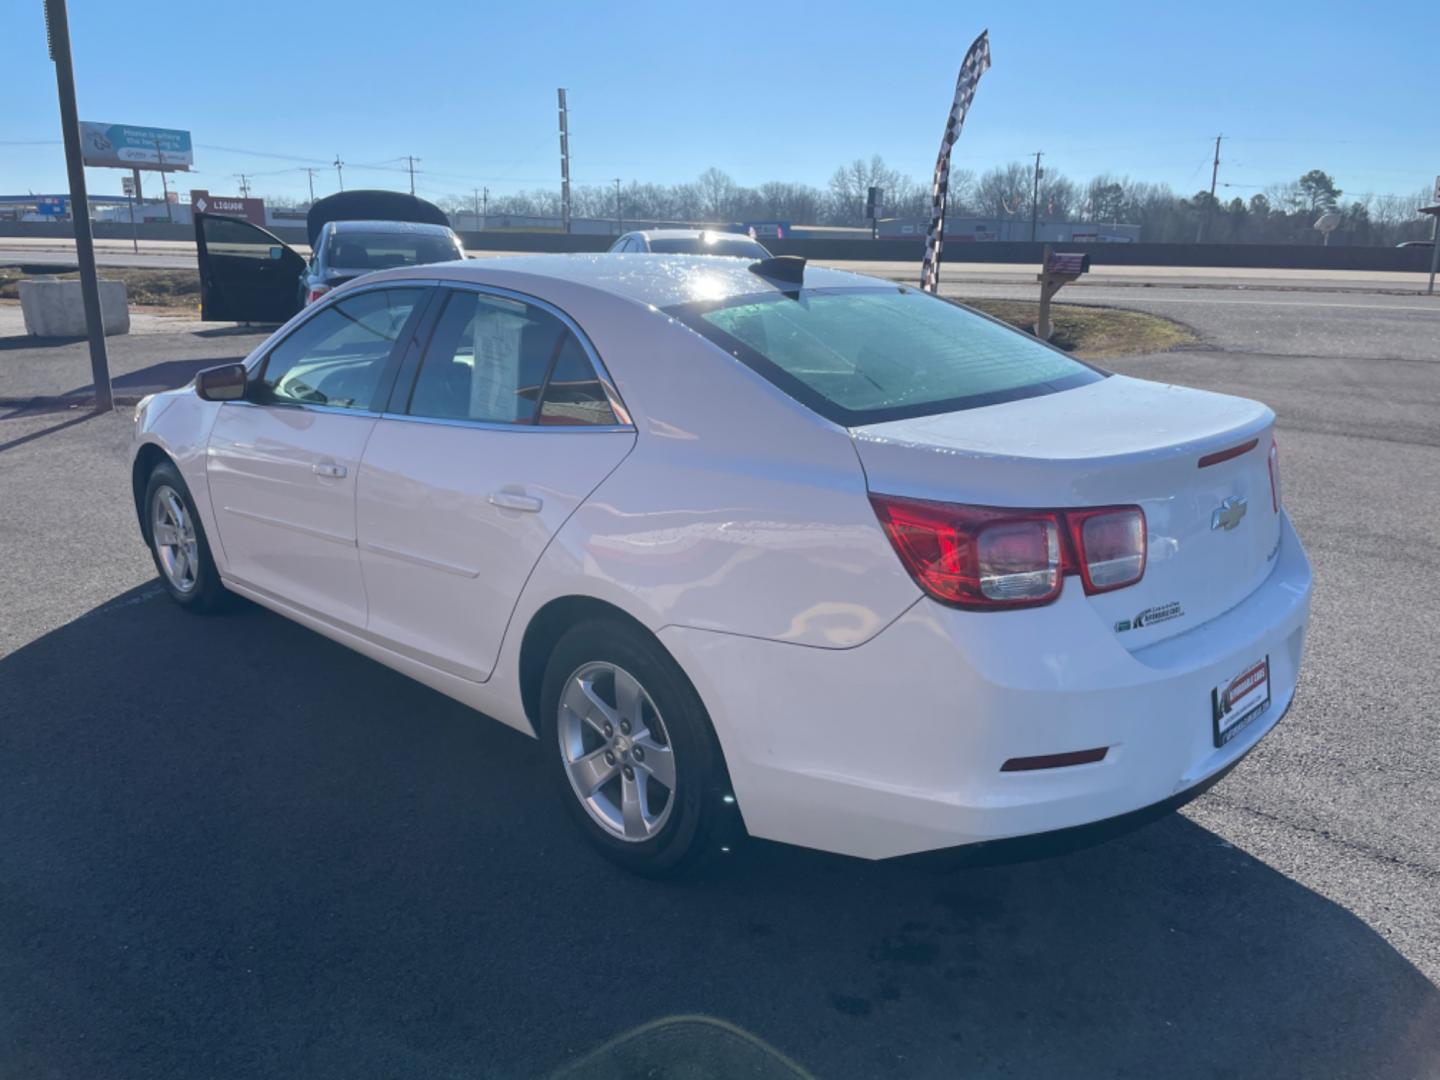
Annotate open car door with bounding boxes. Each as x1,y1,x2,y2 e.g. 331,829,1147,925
195,213,307,323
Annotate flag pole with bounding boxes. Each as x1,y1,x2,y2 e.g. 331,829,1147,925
920,31,992,295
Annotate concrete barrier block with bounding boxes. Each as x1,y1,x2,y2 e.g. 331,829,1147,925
18,278,130,337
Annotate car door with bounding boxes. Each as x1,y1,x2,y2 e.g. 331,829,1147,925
355,285,635,682
207,284,432,628
194,212,307,323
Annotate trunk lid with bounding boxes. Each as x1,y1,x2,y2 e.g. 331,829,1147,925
852,375,1281,646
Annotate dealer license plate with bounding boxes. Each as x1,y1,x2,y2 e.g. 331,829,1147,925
1212,656,1270,748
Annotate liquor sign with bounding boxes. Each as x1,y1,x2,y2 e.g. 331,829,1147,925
190,190,266,226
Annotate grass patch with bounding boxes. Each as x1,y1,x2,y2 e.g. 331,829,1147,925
0,266,202,311
964,298,1195,359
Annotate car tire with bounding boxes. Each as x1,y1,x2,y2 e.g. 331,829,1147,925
142,460,230,613
539,618,741,877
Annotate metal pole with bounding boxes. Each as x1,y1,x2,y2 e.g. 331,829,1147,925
482,186,488,228
1029,151,1043,243
43,0,112,411
407,155,418,196
305,168,315,203
154,139,172,223
128,168,141,253
557,88,571,234
1428,212,1438,296
614,178,622,233
334,156,344,192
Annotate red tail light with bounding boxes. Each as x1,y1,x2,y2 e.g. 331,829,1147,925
1267,437,1281,513
869,494,1146,611
306,285,331,305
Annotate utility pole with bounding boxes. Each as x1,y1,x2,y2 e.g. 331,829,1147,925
154,138,172,223
557,88,572,234
473,187,481,231
42,0,112,412
483,186,488,220
333,155,345,192
303,167,316,204
235,173,251,197
405,155,420,196
1197,134,1222,243
1029,151,1044,243
614,177,623,233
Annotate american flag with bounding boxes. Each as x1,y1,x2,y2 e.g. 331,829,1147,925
920,31,992,294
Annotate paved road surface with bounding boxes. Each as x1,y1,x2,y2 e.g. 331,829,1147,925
1,282,1437,1078
3,237,1434,293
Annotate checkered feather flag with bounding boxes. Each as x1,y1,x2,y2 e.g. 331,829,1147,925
920,31,991,294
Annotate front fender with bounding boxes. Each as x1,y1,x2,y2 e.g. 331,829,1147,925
132,390,225,564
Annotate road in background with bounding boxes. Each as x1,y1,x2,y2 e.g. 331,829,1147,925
1,266,1438,1078
2,236,1436,292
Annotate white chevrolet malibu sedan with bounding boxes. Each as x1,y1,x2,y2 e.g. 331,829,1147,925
131,253,1312,875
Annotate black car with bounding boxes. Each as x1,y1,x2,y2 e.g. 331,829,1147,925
194,190,461,323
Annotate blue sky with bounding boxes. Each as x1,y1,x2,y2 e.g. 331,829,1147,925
4,0,1435,205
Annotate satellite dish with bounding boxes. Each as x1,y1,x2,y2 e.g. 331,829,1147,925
1314,212,1342,233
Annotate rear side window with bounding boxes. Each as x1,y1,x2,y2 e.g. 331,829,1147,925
539,339,617,426
649,236,769,259
406,291,616,426
672,287,1104,425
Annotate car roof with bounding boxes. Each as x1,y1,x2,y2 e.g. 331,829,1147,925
328,220,456,236
391,253,883,310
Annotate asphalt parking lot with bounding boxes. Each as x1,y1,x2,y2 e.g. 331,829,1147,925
2,280,1438,1078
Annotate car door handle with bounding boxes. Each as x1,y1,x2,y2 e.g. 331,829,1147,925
488,491,543,513
312,461,347,479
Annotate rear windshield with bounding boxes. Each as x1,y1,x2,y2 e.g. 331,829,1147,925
325,232,461,271
649,236,770,259
671,286,1105,426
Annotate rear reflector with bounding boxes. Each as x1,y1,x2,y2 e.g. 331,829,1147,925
1197,438,1259,468
1001,747,1109,772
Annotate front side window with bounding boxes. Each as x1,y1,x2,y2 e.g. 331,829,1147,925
406,291,615,426
254,287,424,410
670,286,1105,426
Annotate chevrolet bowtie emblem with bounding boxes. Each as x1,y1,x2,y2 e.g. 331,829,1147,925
1212,496,1248,531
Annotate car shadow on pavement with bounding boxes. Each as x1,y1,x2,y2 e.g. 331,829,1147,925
2,585,1437,1080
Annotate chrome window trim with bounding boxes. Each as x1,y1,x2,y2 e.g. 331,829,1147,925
223,398,382,420
414,280,635,430
376,410,633,434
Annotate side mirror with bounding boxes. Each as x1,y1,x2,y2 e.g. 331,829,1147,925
195,362,248,402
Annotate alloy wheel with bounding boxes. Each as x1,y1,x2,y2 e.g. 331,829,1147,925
557,661,677,842
151,484,199,594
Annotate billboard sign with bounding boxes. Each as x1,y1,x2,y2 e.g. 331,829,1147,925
191,190,267,226
80,122,193,171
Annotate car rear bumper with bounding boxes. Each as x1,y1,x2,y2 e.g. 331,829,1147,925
660,511,1312,860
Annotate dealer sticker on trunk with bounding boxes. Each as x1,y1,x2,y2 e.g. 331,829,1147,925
1211,656,1271,748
